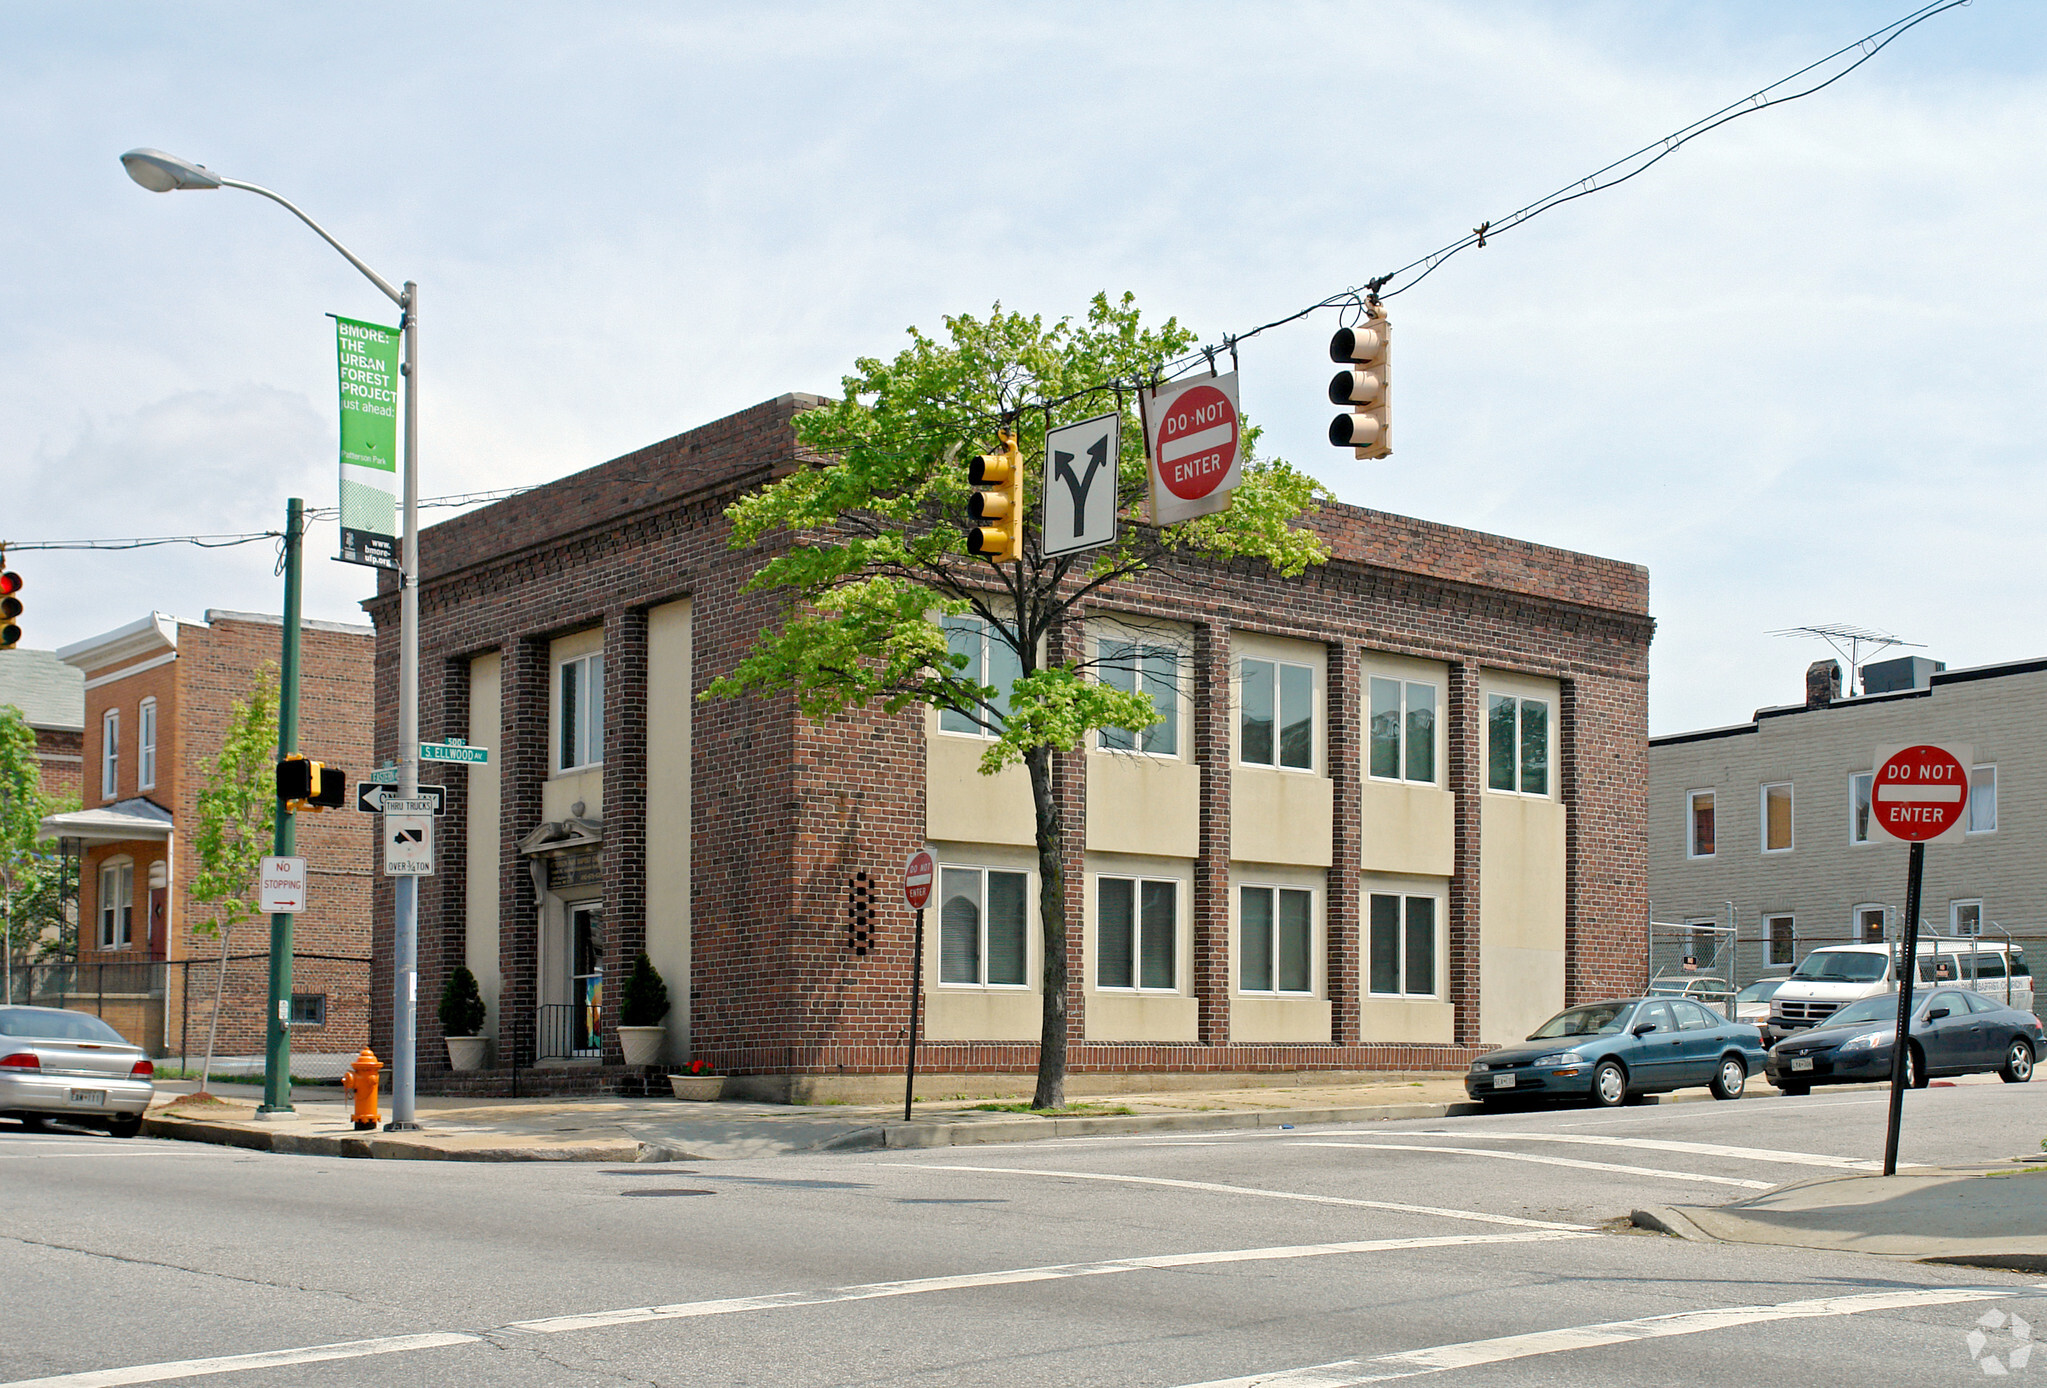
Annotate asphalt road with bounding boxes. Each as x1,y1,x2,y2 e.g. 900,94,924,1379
3,1079,2043,1387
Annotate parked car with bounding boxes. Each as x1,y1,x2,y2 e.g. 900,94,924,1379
1765,988,2042,1096
1647,975,1735,1013
1767,940,2033,1042
1466,997,1770,1108
1734,976,1790,1027
0,1006,155,1137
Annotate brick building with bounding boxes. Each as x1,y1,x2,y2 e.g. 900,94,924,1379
371,395,1653,1097
35,611,376,1060
0,647,86,802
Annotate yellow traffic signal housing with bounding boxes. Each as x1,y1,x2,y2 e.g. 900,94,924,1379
0,552,21,650
966,430,1025,562
1327,312,1392,460
276,755,346,813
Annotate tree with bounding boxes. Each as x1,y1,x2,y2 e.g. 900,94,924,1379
189,667,278,1092
711,294,1329,1107
0,704,75,982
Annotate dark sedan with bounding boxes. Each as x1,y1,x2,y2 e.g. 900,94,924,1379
1466,997,1770,1108
1766,987,2042,1095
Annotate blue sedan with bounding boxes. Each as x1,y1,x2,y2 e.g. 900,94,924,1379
1466,996,1770,1108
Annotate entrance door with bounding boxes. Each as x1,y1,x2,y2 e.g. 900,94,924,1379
570,903,604,1058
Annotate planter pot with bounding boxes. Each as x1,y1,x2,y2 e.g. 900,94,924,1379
617,1025,666,1067
669,1074,724,1102
445,1036,487,1072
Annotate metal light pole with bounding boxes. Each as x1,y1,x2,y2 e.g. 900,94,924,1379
121,148,424,1130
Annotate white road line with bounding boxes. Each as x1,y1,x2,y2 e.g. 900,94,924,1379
502,1231,1590,1334
880,1164,1591,1230
0,1334,478,1388
1171,1286,2024,1387
1282,1141,1771,1190
1368,1131,1887,1171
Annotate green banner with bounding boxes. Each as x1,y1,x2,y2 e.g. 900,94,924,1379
334,315,400,568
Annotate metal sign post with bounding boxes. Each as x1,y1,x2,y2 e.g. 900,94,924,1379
903,849,934,1123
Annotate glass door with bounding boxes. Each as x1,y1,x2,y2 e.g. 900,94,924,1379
570,903,604,1058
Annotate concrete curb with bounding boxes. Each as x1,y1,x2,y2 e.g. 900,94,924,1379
818,1100,1491,1153
142,1114,646,1163
1629,1205,1716,1242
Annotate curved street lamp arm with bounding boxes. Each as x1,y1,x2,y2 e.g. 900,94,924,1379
217,177,406,308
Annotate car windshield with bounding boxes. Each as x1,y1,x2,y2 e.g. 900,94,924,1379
1789,952,1887,983
1736,980,1784,1004
1528,1002,1634,1039
0,1007,128,1043
1825,994,1904,1027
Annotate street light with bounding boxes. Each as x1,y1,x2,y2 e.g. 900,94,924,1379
122,146,425,1132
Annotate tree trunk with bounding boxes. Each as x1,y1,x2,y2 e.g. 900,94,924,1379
198,920,232,1098
1026,743,1066,1109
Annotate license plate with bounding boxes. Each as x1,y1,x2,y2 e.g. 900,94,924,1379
1492,1074,1516,1089
68,1088,106,1105
1790,1058,1814,1072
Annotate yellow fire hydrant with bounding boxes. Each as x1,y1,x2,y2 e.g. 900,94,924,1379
341,1049,383,1131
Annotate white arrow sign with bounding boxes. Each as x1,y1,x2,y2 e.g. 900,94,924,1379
1042,412,1120,558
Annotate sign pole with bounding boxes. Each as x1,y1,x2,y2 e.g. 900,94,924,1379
905,906,925,1123
389,281,422,1132
256,498,304,1118
1882,839,1926,1176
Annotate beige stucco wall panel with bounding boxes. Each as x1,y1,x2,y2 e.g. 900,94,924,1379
1479,794,1567,1044
464,653,503,1037
1230,996,1334,1043
645,599,691,1063
1358,780,1455,877
1086,754,1200,857
925,729,1035,846
1086,992,1200,1042
1357,998,1457,1044
1232,770,1335,867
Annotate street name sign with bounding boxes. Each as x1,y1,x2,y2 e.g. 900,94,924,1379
368,764,400,785
420,740,489,765
1871,743,1972,844
384,814,435,876
1041,413,1120,558
258,856,307,913
356,782,446,816
903,848,935,910
1142,372,1242,525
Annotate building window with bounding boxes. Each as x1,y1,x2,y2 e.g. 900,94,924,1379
1950,899,1982,937
1850,772,1873,845
98,861,133,949
1969,766,1997,834
1368,678,1437,784
1855,904,1887,943
288,994,327,1026
557,652,604,772
1687,790,1716,859
939,616,1022,738
1096,877,1177,991
101,709,119,799
1486,694,1549,795
138,698,157,791
1240,659,1314,770
1766,914,1796,967
1367,893,1438,997
1097,640,1180,756
1761,782,1793,853
1239,885,1314,994
939,865,1029,987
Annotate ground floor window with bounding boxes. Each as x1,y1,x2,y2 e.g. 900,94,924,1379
1765,914,1795,967
1240,886,1313,994
1950,899,1983,937
941,866,1029,987
1855,905,1886,943
98,861,133,949
289,994,327,1026
1097,877,1177,991
1367,893,1437,997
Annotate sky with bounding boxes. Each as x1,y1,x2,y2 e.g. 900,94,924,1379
3,1,2041,736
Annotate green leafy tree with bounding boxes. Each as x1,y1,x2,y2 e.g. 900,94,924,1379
0,704,75,978
189,668,278,1092
710,294,1329,1106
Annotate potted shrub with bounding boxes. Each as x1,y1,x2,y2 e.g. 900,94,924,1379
617,951,670,1067
438,966,489,1072
668,1057,723,1102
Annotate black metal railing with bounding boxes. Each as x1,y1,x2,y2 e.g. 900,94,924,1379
533,1002,602,1061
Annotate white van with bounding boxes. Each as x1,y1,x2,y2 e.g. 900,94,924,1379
1765,940,2033,1040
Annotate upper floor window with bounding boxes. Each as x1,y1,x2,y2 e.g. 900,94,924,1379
939,616,1021,738
98,860,133,949
1687,790,1716,859
1969,765,1997,834
939,864,1029,987
1368,678,1436,784
1096,876,1177,991
1239,885,1314,995
1097,640,1180,756
557,652,604,772
1486,694,1548,795
1850,772,1873,845
1368,893,1438,998
101,709,119,799
138,698,157,791
1241,659,1313,771
1761,782,1793,853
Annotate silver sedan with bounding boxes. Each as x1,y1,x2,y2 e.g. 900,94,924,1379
0,1005,155,1137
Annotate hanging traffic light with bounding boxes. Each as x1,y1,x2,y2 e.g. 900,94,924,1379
1328,310,1391,460
966,429,1024,562
276,755,346,813
0,553,21,650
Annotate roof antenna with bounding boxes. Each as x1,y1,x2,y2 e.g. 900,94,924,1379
1768,623,1923,697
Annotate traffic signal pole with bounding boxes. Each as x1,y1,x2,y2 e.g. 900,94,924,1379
256,498,304,1117
389,281,422,1132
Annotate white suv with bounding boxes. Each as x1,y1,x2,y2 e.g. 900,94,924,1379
1766,941,2033,1041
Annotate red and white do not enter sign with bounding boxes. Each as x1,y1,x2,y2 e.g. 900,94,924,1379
1871,743,1970,843
903,848,935,910
1154,383,1239,501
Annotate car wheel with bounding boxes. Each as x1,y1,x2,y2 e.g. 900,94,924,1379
1777,1079,1809,1097
105,1114,142,1140
17,1113,48,1132
1907,1043,1928,1090
1711,1056,1747,1101
1590,1059,1628,1108
2000,1039,2035,1084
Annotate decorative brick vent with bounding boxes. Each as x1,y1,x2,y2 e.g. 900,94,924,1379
846,872,876,956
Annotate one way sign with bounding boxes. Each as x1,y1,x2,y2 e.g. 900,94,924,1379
356,782,446,816
1041,412,1120,558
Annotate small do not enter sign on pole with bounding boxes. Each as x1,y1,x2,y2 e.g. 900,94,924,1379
1871,744,1971,843
904,849,935,910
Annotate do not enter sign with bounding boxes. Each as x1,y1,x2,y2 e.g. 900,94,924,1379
1143,372,1243,525
903,848,935,910
1871,743,1972,843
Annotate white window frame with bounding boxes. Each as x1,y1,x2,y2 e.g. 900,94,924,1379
1853,903,1888,944
1093,875,1179,992
1849,772,1874,846
1686,789,1716,860
555,651,604,773
1238,657,1316,772
1485,693,1551,797
1968,765,1997,835
1366,676,1439,786
1765,913,1797,967
938,615,1021,741
1950,899,1983,937
1366,891,1441,999
1760,782,1793,854
101,709,119,800
1095,638,1183,757
937,863,1032,990
98,859,133,949
1237,884,1317,996
138,697,157,791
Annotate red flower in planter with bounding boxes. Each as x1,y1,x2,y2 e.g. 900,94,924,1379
679,1059,717,1076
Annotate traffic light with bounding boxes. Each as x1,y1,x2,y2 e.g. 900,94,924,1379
276,755,346,813
1327,311,1391,460
0,552,20,650
966,430,1024,563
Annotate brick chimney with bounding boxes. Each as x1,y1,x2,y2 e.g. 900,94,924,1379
1805,659,1842,708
